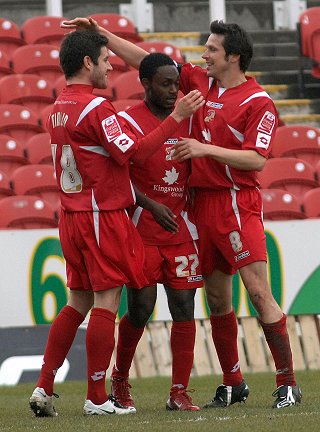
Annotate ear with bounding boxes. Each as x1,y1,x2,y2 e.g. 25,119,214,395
140,77,150,91
229,53,240,64
83,55,93,70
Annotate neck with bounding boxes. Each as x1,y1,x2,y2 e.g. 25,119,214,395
215,72,247,89
145,100,171,121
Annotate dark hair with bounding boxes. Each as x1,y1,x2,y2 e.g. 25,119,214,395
59,31,109,79
209,20,253,72
139,52,177,81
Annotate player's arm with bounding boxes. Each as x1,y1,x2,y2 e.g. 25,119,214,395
134,187,179,233
61,17,148,69
173,139,266,171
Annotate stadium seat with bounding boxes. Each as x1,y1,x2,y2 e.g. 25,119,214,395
0,17,25,56
89,13,143,43
258,157,318,198
271,124,320,167
0,195,58,229
0,104,45,143
12,44,63,82
136,41,186,64
11,164,59,211
21,15,68,46
0,50,12,78
113,98,142,112
0,170,14,199
25,133,52,165
301,187,320,218
108,51,130,79
0,74,55,112
261,188,305,221
53,75,66,96
112,70,144,100
0,133,29,176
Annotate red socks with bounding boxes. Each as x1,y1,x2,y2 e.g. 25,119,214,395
171,320,196,390
210,310,243,386
112,314,144,379
37,305,85,395
260,314,296,387
86,308,116,404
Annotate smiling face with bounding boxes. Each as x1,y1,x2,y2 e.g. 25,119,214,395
89,46,113,89
202,33,232,79
143,64,180,112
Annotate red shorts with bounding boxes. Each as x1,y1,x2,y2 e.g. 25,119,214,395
59,209,148,291
194,188,267,276
143,240,203,289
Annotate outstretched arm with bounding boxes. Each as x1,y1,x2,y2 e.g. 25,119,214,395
61,17,148,69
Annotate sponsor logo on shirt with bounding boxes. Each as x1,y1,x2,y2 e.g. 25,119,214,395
206,101,223,109
114,133,134,152
235,250,250,262
204,110,215,123
101,115,122,142
187,275,203,282
256,131,271,149
165,138,178,145
257,111,275,135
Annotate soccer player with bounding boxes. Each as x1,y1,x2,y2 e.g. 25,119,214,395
29,30,204,417
110,52,202,412
61,17,302,410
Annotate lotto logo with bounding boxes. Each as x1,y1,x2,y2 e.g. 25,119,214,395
256,132,271,149
114,133,134,152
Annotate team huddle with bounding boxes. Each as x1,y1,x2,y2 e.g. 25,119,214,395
29,16,302,417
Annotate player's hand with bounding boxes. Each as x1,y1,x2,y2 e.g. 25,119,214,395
61,17,100,32
173,138,209,161
149,202,179,233
171,90,204,122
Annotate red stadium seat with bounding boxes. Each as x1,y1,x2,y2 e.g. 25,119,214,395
0,50,12,78
259,157,318,198
0,134,29,176
12,44,63,82
0,104,45,142
25,133,52,165
90,13,143,43
0,74,55,112
136,41,186,64
112,70,144,100
112,98,142,112
11,164,59,211
301,187,320,218
261,189,305,220
271,124,320,167
21,15,68,46
0,170,14,199
53,75,66,96
0,18,25,57
0,195,58,229
108,51,130,79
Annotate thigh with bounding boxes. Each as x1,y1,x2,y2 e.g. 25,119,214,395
161,241,203,289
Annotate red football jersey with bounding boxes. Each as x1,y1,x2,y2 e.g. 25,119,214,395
118,101,198,245
179,63,278,190
48,84,179,211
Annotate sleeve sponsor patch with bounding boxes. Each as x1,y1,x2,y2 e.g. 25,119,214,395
257,111,276,135
114,133,135,153
256,131,271,149
102,115,122,142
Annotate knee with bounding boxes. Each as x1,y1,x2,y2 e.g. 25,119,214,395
168,297,194,321
127,303,154,327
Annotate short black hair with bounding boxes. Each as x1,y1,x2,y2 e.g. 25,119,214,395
59,30,109,79
139,52,177,81
210,20,253,72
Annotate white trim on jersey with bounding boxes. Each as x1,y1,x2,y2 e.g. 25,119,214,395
229,188,242,229
180,210,198,240
239,91,270,106
118,111,144,134
130,180,136,204
79,145,110,157
131,205,143,227
91,190,100,246
76,97,106,126
227,125,244,143
225,165,240,191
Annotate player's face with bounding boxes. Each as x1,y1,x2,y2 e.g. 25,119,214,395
90,46,113,89
202,34,230,78
146,65,180,110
